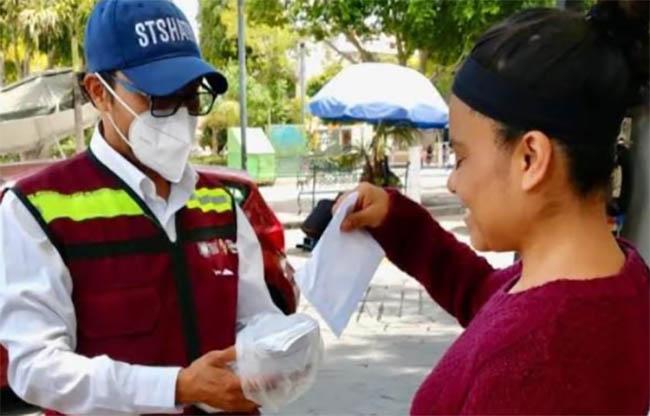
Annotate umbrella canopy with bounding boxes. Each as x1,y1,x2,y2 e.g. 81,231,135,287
309,63,448,129
0,69,97,154
0,69,83,122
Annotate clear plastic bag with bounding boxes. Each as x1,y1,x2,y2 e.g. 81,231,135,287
235,313,324,411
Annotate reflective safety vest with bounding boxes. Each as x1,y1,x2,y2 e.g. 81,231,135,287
9,150,239,377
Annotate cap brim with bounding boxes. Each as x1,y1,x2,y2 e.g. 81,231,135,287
122,55,228,96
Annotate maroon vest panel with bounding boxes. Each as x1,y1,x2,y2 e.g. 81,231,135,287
13,151,239,371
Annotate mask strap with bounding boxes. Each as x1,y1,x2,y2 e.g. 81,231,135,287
95,73,136,147
104,111,132,147
95,72,141,119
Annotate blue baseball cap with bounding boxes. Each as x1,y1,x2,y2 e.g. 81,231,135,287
84,0,227,96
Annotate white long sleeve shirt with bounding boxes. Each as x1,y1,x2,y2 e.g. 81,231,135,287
0,128,280,414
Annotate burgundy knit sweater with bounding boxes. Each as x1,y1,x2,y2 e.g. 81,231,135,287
370,191,650,415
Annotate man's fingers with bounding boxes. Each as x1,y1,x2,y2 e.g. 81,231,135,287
225,377,258,412
220,346,236,362
221,395,258,413
227,372,243,390
204,347,236,367
231,399,258,413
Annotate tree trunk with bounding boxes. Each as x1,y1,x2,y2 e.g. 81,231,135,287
396,39,408,66
0,51,4,88
344,31,377,62
21,47,31,78
211,129,218,152
21,145,43,160
361,129,396,187
397,52,408,66
46,49,56,69
38,142,52,159
323,39,358,64
22,58,29,78
12,29,20,79
418,49,429,74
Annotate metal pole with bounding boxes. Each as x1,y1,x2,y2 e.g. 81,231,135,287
299,41,306,126
0,53,5,88
237,0,248,170
72,29,85,153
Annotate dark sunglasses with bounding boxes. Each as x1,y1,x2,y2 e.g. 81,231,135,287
111,76,218,117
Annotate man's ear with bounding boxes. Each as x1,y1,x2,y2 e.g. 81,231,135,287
83,74,111,112
514,130,554,192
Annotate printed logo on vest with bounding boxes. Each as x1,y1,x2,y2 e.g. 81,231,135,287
212,268,235,278
197,238,237,257
198,239,238,278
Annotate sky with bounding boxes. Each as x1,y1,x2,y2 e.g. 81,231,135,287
173,0,200,39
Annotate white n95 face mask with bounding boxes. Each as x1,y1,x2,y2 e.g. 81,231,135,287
96,73,198,183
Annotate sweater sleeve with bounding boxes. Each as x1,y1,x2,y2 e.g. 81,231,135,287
369,190,512,326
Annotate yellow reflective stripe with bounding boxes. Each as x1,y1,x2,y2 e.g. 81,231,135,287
27,189,144,223
193,187,232,199
186,187,232,213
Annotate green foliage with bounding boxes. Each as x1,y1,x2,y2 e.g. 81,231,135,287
289,0,410,63
0,153,20,163
406,0,555,68
208,100,241,132
365,123,413,184
307,61,343,97
52,135,76,158
429,65,456,100
201,99,240,152
0,0,93,84
290,0,555,72
0,0,594,165
221,63,272,127
46,130,91,158
198,0,301,127
190,153,227,166
198,0,236,67
329,147,364,171
285,96,303,124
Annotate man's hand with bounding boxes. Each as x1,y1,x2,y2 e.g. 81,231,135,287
175,347,258,413
333,182,391,232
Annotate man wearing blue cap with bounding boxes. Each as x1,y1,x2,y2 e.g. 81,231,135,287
0,0,293,413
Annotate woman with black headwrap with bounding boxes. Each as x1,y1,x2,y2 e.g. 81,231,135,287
336,0,649,413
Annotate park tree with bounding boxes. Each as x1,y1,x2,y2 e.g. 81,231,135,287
198,0,302,152
0,0,93,85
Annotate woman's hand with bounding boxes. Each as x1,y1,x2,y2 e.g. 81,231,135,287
333,182,391,232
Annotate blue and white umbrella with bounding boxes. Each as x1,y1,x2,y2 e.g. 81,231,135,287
309,63,448,129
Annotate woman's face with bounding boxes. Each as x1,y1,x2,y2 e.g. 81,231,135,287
447,95,526,252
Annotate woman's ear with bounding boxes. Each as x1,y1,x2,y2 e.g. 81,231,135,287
515,130,554,192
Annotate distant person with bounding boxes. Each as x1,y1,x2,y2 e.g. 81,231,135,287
425,144,433,165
